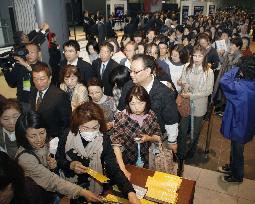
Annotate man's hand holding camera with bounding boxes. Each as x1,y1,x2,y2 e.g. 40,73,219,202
14,56,32,71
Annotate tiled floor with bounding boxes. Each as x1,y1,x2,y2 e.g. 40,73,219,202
186,115,255,181
183,165,255,204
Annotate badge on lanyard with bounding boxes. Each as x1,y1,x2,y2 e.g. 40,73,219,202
23,80,31,91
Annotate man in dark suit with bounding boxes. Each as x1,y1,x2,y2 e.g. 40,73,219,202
92,42,119,96
60,40,95,86
30,62,71,138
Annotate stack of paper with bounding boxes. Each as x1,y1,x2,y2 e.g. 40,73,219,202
145,172,182,203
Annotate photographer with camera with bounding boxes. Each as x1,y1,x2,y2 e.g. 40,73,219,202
2,43,42,111
1,23,49,111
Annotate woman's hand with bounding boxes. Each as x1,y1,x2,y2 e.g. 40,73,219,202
80,189,102,203
168,143,178,153
47,155,57,170
128,192,140,204
140,134,151,143
70,161,87,174
106,122,114,130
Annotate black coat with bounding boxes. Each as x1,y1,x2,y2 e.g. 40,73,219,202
118,79,179,133
206,47,220,70
60,58,95,86
124,23,136,38
92,58,119,96
30,85,71,138
56,133,135,197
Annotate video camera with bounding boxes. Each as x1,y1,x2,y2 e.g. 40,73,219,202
0,44,29,70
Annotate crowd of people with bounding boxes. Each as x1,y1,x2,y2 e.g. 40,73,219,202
0,6,255,204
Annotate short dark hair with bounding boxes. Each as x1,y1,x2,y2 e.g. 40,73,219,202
106,38,120,52
15,111,48,150
110,65,131,88
125,85,151,114
86,40,99,54
176,25,184,33
59,65,81,83
63,40,80,51
170,44,189,64
87,77,103,88
32,62,52,77
221,29,231,36
132,54,157,73
26,43,41,52
100,41,114,53
198,33,210,43
237,56,255,80
71,102,107,135
0,98,22,117
230,37,243,50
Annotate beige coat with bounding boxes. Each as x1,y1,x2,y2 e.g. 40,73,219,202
60,83,89,111
16,146,82,199
180,65,214,117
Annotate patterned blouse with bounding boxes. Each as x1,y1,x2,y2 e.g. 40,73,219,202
111,110,162,167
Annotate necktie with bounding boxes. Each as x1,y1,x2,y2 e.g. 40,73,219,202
36,91,43,111
101,64,106,78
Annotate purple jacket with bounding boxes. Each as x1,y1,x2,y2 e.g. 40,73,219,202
220,67,255,144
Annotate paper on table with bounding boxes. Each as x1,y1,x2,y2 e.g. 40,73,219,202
49,137,59,155
132,184,147,199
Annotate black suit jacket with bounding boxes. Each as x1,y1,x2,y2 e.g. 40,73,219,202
60,58,95,86
92,58,119,96
30,85,71,138
118,79,179,133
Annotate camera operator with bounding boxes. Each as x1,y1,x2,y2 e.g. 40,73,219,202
2,43,41,111
1,23,49,111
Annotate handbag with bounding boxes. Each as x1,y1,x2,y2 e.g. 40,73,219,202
149,140,174,174
176,94,190,118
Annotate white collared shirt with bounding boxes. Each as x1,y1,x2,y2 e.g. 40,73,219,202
101,60,109,76
3,128,16,142
143,75,154,93
36,87,49,101
67,58,79,66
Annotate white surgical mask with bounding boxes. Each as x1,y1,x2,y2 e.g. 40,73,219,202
79,130,99,142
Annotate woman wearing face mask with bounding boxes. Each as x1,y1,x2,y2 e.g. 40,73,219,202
0,98,22,159
111,85,162,180
177,45,214,162
60,65,89,111
15,111,101,204
56,102,140,204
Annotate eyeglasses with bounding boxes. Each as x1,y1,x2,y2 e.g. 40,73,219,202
79,124,100,132
129,68,146,75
